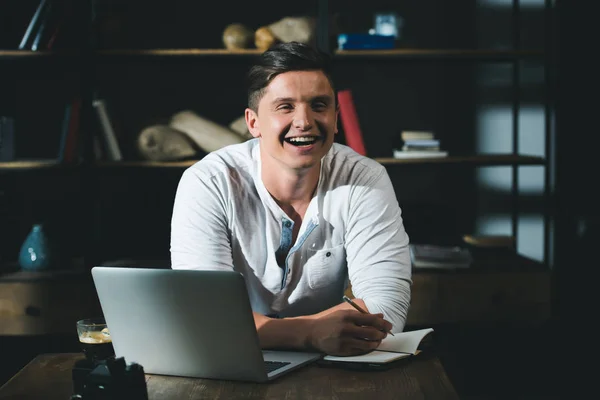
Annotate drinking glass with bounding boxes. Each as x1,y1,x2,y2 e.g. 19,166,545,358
76,317,115,361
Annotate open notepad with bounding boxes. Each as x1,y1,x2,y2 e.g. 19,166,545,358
323,328,434,364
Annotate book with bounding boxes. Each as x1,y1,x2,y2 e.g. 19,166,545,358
30,0,53,51
57,103,72,162
337,89,367,156
62,97,82,163
337,33,395,50
401,131,434,141
402,145,440,152
410,244,473,269
18,0,49,50
322,328,434,364
93,99,123,161
462,234,515,249
393,149,448,159
402,139,440,148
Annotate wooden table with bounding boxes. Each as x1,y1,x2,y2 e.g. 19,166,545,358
0,352,459,399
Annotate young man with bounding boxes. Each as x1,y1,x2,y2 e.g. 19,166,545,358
170,42,411,356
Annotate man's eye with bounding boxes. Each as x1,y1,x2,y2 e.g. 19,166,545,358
312,102,327,110
277,104,293,110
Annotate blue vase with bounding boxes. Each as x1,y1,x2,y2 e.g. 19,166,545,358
19,224,53,271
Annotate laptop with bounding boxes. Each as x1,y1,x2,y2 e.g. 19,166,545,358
90,267,322,382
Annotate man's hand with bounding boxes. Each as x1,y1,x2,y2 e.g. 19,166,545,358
306,309,392,356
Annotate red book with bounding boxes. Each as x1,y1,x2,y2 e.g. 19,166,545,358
63,97,81,163
337,89,367,156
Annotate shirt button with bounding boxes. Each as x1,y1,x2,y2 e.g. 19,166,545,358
284,220,292,228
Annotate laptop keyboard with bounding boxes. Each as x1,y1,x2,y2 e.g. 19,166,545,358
264,361,291,373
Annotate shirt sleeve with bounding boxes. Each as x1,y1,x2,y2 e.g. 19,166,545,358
170,167,234,271
344,167,412,333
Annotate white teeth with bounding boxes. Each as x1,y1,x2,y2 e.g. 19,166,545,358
289,137,316,143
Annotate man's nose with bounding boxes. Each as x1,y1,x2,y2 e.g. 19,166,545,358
293,107,313,131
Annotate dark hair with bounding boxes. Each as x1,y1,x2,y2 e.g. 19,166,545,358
246,41,335,112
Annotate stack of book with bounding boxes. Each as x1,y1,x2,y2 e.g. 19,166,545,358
393,131,448,159
409,243,473,269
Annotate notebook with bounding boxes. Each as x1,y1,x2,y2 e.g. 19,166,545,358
322,328,434,364
91,267,321,382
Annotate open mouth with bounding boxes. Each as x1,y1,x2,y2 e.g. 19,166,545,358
284,136,320,147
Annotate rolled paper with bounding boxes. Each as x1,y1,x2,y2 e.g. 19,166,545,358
228,116,253,140
169,110,245,153
137,125,198,161
268,17,315,44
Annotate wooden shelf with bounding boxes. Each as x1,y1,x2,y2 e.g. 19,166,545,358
408,268,551,325
0,160,68,170
345,253,552,325
94,160,199,168
96,155,545,169
96,48,264,56
0,155,545,171
375,154,545,166
335,49,544,60
0,50,55,57
97,48,543,59
0,49,263,59
95,48,542,59
0,49,543,59
0,269,101,336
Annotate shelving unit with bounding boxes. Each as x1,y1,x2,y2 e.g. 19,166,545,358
0,154,546,170
0,48,545,59
0,0,554,331
0,160,66,169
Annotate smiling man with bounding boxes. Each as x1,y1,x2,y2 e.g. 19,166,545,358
170,42,412,356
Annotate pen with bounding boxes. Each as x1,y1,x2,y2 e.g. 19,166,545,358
342,295,395,336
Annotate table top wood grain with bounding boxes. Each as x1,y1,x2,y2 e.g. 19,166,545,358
0,352,459,400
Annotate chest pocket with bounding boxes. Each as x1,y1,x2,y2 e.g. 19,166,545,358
305,244,346,290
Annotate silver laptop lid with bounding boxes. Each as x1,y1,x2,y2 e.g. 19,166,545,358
91,267,269,381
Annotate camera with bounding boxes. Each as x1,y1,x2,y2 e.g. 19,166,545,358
71,357,148,400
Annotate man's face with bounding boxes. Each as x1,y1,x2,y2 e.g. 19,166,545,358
245,70,338,171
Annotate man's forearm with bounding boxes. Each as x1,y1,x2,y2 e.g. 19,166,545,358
253,312,314,349
253,299,370,350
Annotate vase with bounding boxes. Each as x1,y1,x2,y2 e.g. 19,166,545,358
19,224,53,271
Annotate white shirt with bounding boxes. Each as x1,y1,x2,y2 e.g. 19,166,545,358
170,139,412,332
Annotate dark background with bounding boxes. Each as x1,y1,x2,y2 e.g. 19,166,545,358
1,0,594,397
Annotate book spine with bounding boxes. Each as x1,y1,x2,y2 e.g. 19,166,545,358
403,139,440,147
63,97,82,163
337,89,367,156
30,1,53,51
57,103,72,162
93,99,123,161
18,0,49,50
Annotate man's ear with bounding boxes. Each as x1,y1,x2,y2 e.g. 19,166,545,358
245,108,261,138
